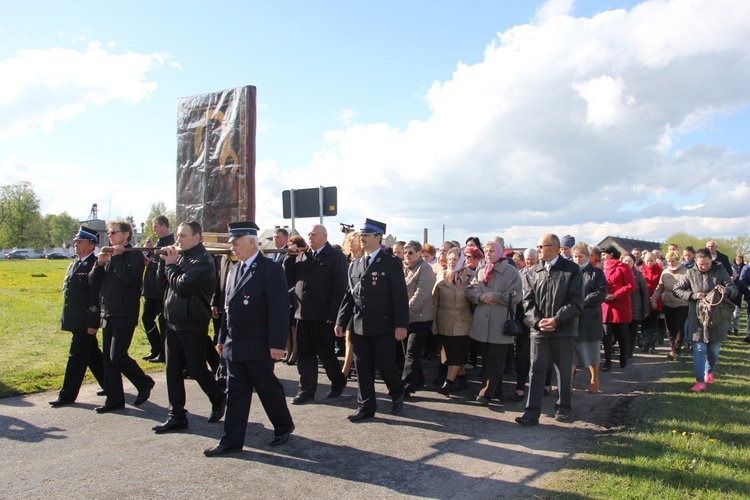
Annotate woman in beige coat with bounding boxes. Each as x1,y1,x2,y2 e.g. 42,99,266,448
466,241,523,405
401,240,437,395
432,248,474,395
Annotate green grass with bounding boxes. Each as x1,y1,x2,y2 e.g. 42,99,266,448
0,259,163,397
541,336,750,499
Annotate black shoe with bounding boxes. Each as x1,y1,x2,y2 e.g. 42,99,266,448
49,398,74,408
555,411,570,421
95,403,125,413
134,379,155,406
455,376,468,391
148,356,165,363
291,395,313,405
268,424,295,446
208,397,226,423
203,443,243,457
152,417,188,433
602,361,611,372
347,409,374,422
515,416,539,426
142,353,158,361
505,392,525,402
475,395,490,406
438,380,454,396
96,389,106,396
327,382,346,399
390,392,405,415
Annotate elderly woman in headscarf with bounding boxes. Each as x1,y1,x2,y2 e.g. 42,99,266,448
465,241,523,405
400,240,436,396
432,248,474,395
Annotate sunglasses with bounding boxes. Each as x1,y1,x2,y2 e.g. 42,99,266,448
107,230,122,236
404,251,417,255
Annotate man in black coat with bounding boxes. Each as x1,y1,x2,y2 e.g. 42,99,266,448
204,221,295,456
89,220,154,413
287,224,348,404
49,227,106,407
141,215,174,363
152,221,225,433
335,218,408,421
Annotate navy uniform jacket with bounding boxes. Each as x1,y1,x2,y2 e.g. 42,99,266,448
61,253,100,333
336,250,409,336
218,254,290,362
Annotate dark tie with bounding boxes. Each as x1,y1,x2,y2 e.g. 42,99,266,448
365,255,371,268
235,263,247,287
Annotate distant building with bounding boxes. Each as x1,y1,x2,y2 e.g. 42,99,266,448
596,236,662,256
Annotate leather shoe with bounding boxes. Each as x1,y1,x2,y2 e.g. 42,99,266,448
152,417,188,433
555,412,570,421
208,397,227,423
290,395,313,405
49,398,74,408
95,403,125,413
390,392,405,415
326,382,346,399
203,443,243,457
134,379,155,406
96,389,106,396
142,353,158,361
268,424,295,446
148,356,165,363
515,416,539,426
347,409,374,422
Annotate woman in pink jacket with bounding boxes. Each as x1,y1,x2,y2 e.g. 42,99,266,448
601,246,635,371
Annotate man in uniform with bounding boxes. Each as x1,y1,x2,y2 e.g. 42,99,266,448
287,224,348,404
335,218,408,422
204,221,295,456
517,233,583,426
141,215,174,363
89,220,155,413
152,220,226,433
49,226,106,407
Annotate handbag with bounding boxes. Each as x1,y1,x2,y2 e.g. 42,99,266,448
503,301,523,337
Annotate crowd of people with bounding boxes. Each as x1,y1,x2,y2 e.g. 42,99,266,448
49,216,746,454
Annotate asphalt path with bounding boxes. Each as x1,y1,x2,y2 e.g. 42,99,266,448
0,348,668,499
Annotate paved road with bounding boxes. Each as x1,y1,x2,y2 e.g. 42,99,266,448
0,351,665,499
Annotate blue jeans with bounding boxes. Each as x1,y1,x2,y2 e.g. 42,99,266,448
692,341,721,383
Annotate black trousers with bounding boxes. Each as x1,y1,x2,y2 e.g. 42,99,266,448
400,321,431,393
523,335,575,419
102,322,153,406
220,358,294,448
664,306,688,353
165,328,224,419
295,319,347,398
59,330,105,401
604,322,630,368
142,297,165,357
478,342,509,398
514,327,531,392
351,332,405,414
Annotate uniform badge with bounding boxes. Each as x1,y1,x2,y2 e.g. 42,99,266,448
243,294,250,305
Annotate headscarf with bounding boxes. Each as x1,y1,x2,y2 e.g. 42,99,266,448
483,241,506,285
447,252,468,287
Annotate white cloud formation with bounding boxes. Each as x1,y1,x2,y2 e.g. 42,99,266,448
274,0,750,246
0,42,167,140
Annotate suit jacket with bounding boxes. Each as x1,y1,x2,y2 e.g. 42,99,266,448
89,244,145,327
218,254,290,362
61,253,100,333
290,242,348,322
336,250,409,336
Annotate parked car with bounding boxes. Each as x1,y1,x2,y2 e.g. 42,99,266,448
46,252,68,260
6,250,29,260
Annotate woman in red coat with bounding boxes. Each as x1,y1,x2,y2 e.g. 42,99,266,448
641,252,664,344
601,246,635,370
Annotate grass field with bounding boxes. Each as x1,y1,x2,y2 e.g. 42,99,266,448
542,336,750,499
0,259,161,397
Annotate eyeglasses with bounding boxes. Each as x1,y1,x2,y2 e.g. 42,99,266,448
404,251,416,255
537,244,554,249
107,230,122,236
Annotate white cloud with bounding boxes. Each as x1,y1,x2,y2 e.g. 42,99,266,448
274,0,750,246
0,42,168,140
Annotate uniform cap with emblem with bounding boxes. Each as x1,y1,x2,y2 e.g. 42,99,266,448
228,221,260,242
73,226,99,244
359,218,386,235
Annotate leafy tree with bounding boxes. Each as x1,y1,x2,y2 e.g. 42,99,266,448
140,201,176,244
44,212,80,247
0,181,46,248
664,232,743,257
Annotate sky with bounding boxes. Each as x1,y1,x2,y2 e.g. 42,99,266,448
1,0,749,248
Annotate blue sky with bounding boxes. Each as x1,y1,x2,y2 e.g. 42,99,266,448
1,0,749,248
